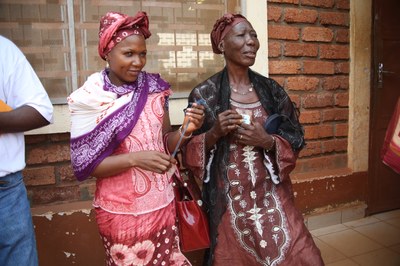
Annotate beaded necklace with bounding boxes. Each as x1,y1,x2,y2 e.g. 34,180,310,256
230,83,254,95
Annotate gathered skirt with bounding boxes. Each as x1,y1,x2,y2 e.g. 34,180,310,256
95,201,191,266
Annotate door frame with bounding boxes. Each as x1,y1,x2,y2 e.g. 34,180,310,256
348,1,372,174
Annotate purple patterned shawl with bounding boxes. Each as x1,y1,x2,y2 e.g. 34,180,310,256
69,70,170,181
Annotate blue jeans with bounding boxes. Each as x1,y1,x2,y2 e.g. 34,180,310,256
0,171,38,266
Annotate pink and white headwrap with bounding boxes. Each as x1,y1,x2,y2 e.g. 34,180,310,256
210,13,248,54
98,11,151,60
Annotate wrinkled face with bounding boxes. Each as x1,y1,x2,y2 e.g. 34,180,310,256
219,21,260,67
106,34,147,86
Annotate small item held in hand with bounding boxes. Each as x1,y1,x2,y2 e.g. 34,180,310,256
264,113,282,134
174,98,207,157
173,171,210,252
241,114,251,125
194,98,206,106
171,119,191,158
185,98,207,112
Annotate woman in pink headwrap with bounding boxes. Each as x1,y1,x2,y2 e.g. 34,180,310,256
68,11,204,266
182,14,324,265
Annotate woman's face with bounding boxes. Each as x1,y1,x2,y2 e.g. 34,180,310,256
106,34,147,86
221,21,260,67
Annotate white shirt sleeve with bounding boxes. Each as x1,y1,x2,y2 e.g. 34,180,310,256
0,35,53,123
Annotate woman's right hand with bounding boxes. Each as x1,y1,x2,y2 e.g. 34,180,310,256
130,150,177,174
210,109,243,138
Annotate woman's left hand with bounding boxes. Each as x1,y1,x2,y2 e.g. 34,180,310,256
182,102,205,134
235,121,274,149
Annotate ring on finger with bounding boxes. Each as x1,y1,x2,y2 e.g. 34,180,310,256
239,134,243,140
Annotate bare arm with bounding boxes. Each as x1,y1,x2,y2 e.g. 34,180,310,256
0,105,50,133
92,106,176,178
91,103,205,179
91,150,176,178
165,103,205,154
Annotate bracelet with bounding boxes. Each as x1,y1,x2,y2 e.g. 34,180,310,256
265,136,275,152
179,125,193,139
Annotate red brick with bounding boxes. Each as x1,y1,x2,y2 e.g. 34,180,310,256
301,0,334,8
268,25,300,40
25,135,47,145
23,166,56,186
289,94,301,107
336,29,349,43
303,61,335,74
269,60,302,74
294,154,347,173
286,76,319,91
322,108,349,122
302,93,334,108
323,76,349,90
268,41,281,57
299,110,321,124
302,27,334,42
320,44,349,59
298,141,322,157
49,133,70,142
335,92,349,107
322,138,348,153
268,5,282,22
284,8,318,24
79,182,97,200
335,123,348,137
27,143,70,164
30,185,81,205
336,0,350,10
284,43,318,57
320,12,349,26
304,124,334,139
335,62,350,74
57,164,76,182
271,76,286,86
268,0,300,4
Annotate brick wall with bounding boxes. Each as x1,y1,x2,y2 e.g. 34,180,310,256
267,0,350,178
24,133,95,206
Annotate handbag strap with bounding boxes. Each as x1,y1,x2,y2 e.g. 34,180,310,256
173,171,205,207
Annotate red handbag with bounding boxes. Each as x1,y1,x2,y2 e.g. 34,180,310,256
381,97,400,173
174,171,210,252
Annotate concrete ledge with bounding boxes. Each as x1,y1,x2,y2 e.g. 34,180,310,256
304,201,368,231
31,200,93,216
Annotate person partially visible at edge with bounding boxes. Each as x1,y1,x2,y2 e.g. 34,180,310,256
181,14,324,266
0,35,54,266
67,11,204,266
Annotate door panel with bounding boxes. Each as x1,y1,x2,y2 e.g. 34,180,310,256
369,0,400,214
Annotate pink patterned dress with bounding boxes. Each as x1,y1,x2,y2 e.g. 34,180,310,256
93,92,190,266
